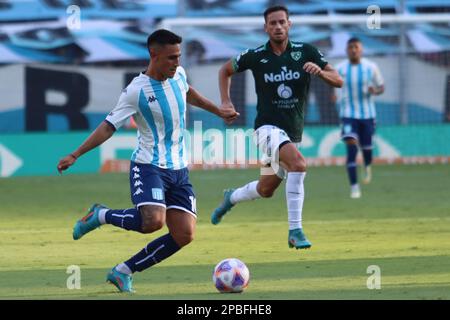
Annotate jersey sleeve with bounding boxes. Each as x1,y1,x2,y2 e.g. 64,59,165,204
305,43,328,69
335,61,346,77
371,63,384,87
231,49,254,73
105,87,138,130
177,66,190,92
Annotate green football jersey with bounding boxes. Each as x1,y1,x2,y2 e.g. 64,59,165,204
232,40,328,142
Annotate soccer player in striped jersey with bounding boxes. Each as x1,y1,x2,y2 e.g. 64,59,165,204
57,29,238,293
210,6,343,250
335,37,384,198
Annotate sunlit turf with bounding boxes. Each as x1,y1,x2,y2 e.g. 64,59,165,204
0,164,449,299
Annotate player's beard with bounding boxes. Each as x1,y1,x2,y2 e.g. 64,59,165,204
271,35,288,45
270,30,288,44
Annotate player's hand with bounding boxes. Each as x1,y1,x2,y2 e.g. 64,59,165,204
368,86,376,95
303,62,322,76
219,108,240,124
57,154,77,174
219,102,240,124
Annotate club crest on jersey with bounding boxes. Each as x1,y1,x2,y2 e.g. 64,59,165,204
291,51,302,61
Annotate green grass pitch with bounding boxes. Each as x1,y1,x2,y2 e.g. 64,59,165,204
0,164,449,299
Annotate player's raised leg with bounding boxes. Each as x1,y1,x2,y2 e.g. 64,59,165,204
278,142,312,249
211,173,282,225
73,204,147,240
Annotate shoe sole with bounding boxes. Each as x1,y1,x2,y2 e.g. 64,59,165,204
288,241,312,250
106,278,134,293
289,245,312,250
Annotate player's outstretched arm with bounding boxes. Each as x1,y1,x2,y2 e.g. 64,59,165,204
57,121,115,174
187,85,239,124
218,60,235,108
304,63,343,88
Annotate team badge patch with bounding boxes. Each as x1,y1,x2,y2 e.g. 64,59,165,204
291,51,302,61
152,188,164,201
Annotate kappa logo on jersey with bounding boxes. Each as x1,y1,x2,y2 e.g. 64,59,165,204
264,66,300,83
260,58,269,64
148,95,157,103
133,188,143,196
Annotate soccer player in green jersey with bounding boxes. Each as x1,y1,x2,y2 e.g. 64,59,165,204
210,5,343,250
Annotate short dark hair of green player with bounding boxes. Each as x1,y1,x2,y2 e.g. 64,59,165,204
147,29,182,51
263,5,290,22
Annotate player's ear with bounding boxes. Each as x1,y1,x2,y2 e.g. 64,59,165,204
149,45,160,59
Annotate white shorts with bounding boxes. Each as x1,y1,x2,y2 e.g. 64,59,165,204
253,125,300,179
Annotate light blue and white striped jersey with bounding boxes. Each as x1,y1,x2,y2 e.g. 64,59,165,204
336,58,384,119
106,66,189,170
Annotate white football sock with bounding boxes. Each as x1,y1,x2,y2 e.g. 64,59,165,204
286,172,306,230
116,263,132,275
98,208,109,225
230,181,261,204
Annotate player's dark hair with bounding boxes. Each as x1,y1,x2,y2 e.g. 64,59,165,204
263,5,289,22
147,29,182,50
347,37,361,45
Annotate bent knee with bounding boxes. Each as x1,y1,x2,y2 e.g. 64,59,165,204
141,220,164,233
257,186,275,198
172,231,195,247
139,206,165,233
345,138,358,145
285,158,307,172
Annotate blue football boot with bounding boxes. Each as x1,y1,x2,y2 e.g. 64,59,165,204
72,204,108,240
211,189,235,225
106,266,135,293
288,228,312,249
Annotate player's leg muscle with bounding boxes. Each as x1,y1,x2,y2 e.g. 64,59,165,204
257,173,282,198
166,209,196,247
139,205,166,233
279,142,307,172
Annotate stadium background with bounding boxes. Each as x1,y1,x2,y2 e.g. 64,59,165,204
0,0,449,176
0,0,450,300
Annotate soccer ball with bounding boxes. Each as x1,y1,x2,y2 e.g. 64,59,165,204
212,258,250,293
